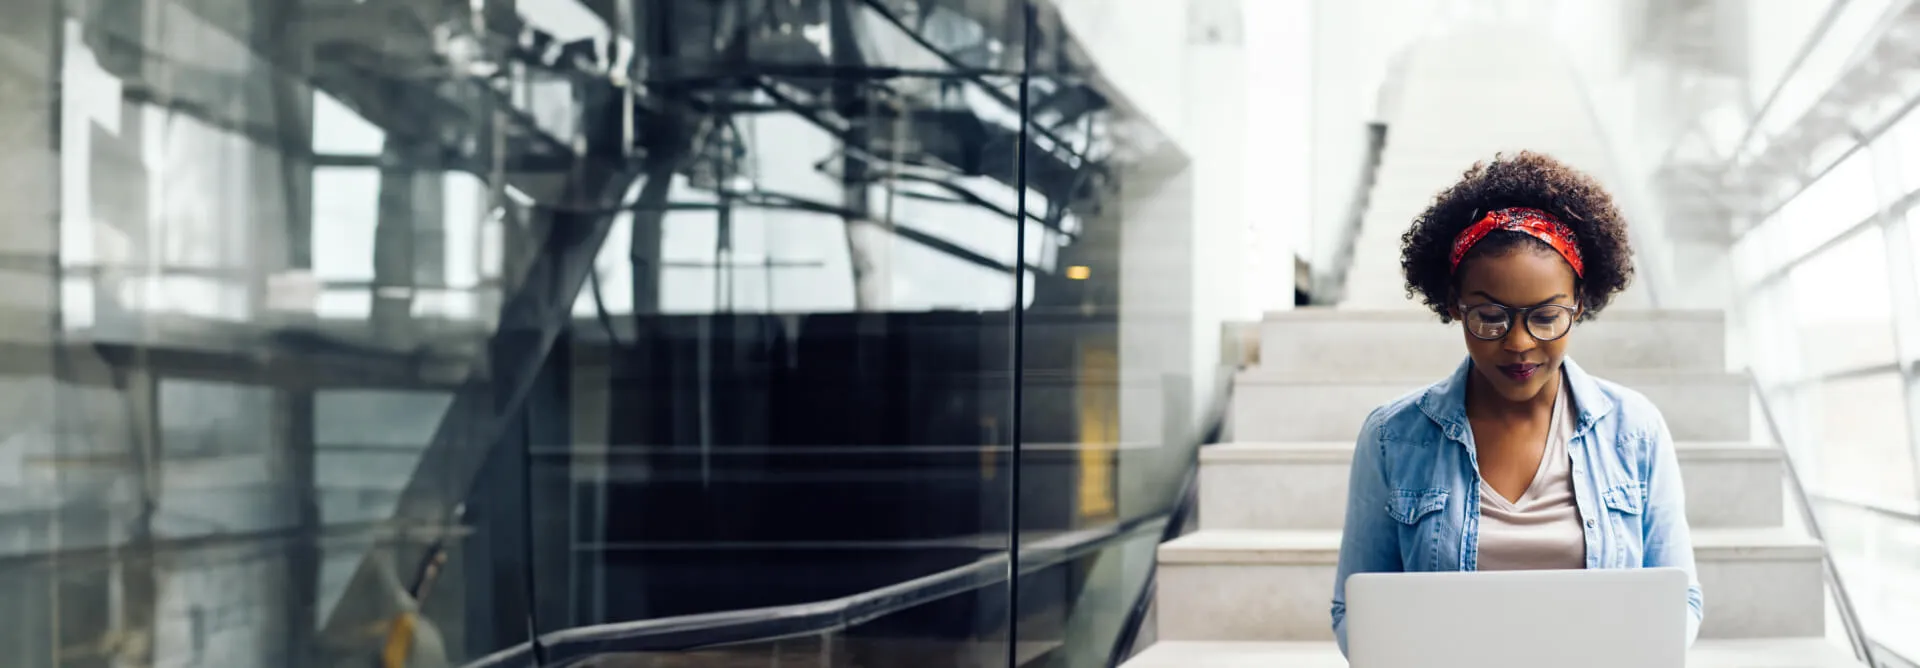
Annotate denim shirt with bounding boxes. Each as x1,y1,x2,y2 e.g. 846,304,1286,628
1329,357,1703,655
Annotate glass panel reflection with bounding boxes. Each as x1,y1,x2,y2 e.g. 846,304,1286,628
3,0,1197,665
1818,499,1920,663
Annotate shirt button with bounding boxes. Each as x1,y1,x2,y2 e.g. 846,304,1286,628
1585,519,1596,529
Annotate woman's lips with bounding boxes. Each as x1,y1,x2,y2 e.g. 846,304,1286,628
1498,363,1541,381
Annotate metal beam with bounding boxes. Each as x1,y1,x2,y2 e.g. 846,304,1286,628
858,0,1088,167
1719,2,1920,222
0,518,469,571
312,139,683,661
740,189,1040,275
117,367,160,668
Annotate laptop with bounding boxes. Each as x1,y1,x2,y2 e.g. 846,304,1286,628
1344,568,1689,668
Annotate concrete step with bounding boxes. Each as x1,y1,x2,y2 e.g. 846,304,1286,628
1257,308,1726,377
1154,527,1823,642
1331,294,1426,311
1122,639,1865,667
1231,370,1750,443
1198,441,1783,531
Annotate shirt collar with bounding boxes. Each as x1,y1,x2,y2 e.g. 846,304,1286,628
1418,356,1615,445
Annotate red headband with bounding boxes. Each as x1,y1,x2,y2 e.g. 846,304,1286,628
1448,207,1584,277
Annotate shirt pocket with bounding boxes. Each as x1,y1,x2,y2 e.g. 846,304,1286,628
1600,482,1646,566
1388,488,1449,523
1387,488,1449,569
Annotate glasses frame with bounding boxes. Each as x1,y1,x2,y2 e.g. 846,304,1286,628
1456,302,1580,342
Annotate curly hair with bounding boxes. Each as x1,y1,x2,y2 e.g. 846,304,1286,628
1399,151,1633,322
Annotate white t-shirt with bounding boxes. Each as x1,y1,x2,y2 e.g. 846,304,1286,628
1476,376,1587,571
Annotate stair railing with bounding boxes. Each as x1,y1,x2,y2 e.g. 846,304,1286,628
461,510,1171,667
1750,377,1879,666
458,377,1237,668
1561,44,1881,662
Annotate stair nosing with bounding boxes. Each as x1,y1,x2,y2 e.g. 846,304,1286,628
1160,528,1823,565
1201,441,1781,463
1261,309,1723,323
1236,369,1751,384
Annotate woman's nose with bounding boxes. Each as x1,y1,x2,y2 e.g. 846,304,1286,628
1502,324,1539,351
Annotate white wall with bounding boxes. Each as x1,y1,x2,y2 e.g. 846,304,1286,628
1054,0,1283,434
1244,0,1313,314
1184,0,1250,421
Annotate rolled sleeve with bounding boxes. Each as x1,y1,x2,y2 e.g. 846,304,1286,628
1642,413,1704,645
1332,407,1401,657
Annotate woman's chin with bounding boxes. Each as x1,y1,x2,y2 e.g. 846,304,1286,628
1496,383,1544,403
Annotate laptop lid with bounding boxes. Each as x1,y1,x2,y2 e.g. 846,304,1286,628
1344,568,1688,668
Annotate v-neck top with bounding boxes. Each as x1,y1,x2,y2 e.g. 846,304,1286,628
1331,357,1706,655
1475,376,1588,571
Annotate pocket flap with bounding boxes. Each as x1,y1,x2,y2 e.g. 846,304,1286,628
1386,488,1449,524
1602,483,1645,514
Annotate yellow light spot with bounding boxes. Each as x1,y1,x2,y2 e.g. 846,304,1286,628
381,613,417,668
1078,345,1118,520
1066,265,1091,280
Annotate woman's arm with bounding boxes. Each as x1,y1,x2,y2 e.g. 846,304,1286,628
1643,413,1704,645
1332,407,1402,657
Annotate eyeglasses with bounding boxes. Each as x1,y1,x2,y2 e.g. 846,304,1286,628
1457,302,1578,342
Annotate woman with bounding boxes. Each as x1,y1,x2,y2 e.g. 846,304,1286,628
1327,152,1702,655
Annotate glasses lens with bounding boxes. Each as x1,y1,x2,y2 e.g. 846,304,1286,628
1463,304,1509,339
1525,306,1574,341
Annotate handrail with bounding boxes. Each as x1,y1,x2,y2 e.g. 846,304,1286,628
1749,378,1878,666
463,513,1170,668
1315,122,1390,305
461,381,1236,668
1807,491,1920,524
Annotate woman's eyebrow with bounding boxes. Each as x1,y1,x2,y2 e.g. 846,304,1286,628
1467,290,1571,307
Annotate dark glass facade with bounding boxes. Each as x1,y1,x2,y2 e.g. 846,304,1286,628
0,1,1208,666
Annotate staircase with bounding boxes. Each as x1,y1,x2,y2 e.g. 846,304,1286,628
1122,308,1865,666
1336,25,1649,311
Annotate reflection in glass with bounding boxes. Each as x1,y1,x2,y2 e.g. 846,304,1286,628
2,0,1198,665
1819,500,1920,663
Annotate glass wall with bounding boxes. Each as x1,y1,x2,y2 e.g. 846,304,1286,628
1731,72,1920,664
0,1,1204,666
